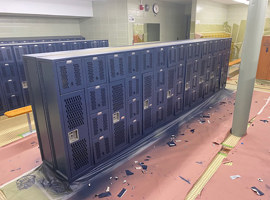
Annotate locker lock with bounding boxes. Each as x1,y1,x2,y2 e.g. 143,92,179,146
68,129,79,144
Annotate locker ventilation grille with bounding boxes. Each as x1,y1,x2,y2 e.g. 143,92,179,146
60,66,69,89
0,52,3,62
109,59,115,78
87,62,94,83
167,98,173,117
64,95,84,130
92,117,98,136
101,88,106,107
114,121,125,147
73,64,82,86
90,91,96,110
112,84,124,112
128,56,132,73
103,113,108,131
130,121,140,139
168,69,174,89
71,139,89,170
105,138,110,154
144,108,152,130
94,141,101,160
144,75,152,99
0,98,3,111
99,60,105,81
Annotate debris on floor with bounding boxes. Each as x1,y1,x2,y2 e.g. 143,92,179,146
135,166,142,170
200,119,206,124
196,161,203,165
258,178,263,182
106,186,110,192
125,170,134,176
117,188,127,198
190,129,195,133
97,192,111,198
202,115,210,118
179,176,191,184
251,186,264,196
114,176,119,180
260,120,269,123
167,135,176,147
16,175,36,190
230,175,241,180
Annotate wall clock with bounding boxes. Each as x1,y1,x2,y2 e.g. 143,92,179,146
153,3,159,15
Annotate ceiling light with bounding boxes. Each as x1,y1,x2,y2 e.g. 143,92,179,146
233,0,249,5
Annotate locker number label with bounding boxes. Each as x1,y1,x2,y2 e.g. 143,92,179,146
68,129,79,144
113,112,120,124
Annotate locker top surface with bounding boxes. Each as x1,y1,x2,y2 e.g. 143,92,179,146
0,35,84,42
0,39,107,48
24,38,230,61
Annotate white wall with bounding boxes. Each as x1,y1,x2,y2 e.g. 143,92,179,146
196,0,228,25
0,0,93,17
80,0,129,47
127,0,188,45
0,16,81,38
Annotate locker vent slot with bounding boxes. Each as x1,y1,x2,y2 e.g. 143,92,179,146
112,84,124,112
64,95,84,130
94,141,101,160
186,64,191,81
168,69,174,89
144,75,152,99
71,139,89,171
135,55,139,72
87,62,94,83
60,66,69,89
128,56,132,73
144,108,152,130
90,91,97,110
92,117,98,136
199,84,203,98
73,64,82,86
101,88,106,106
167,98,173,117
130,121,140,139
99,60,105,81
105,138,110,154
103,113,108,131
110,59,115,78
114,121,125,147
119,58,124,75
0,51,3,62
24,89,30,105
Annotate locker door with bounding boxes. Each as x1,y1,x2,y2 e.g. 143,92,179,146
127,51,141,76
155,88,166,106
91,41,98,48
176,80,184,96
178,44,185,63
89,110,110,139
168,46,177,67
28,44,44,54
202,41,209,58
156,47,167,69
142,72,154,133
93,134,112,164
13,45,29,63
127,98,142,142
0,63,18,79
195,42,201,58
109,80,127,151
6,94,24,110
17,62,26,81
82,41,92,49
60,90,92,177
71,42,81,50
56,59,84,94
3,79,22,95
176,62,185,81
108,53,127,82
142,49,154,72
155,68,166,89
0,84,7,115
126,76,141,100
187,43,194,60
154,105,166,125
87,84,108,114
44,43,57,52
167,67,175,118
58,42,70,51
175,96,183,115
84,55,107,87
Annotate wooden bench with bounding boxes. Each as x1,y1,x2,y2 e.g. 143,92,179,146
4,106,33,133
229,59,241,67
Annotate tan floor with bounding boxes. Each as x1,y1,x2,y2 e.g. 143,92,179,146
0,113,36,147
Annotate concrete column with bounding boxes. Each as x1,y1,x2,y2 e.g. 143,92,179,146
231,0,268,137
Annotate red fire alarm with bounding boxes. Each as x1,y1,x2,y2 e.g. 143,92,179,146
139,4,144,10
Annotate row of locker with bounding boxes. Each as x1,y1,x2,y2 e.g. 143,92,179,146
0,35,85,44
0,39,109,115
24,38,231,182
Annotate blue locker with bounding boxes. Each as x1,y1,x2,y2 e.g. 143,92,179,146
109,80,127,151
168,45,177,67
127,98,142,142
44,43,58,52
91,40,98,48
58,42,70,51
154,68,166,89
166,67,175,118
186,43,195,61
84,55,107,87
2,79,22,95
86,84,108,114
177,44,186,63
175,96,183,115
126,75,141,100
17,62,26,81
28,44,44,54
142,72,154,133
0,84,7,115
56,59,84,94
107,53,127,82
92,133,112,164
154,104,166,125
201,41,209,58
60,90,92,177
13,45,29,63
184,61,193,109
6,93,24,110
0,62,18,79
82,41,92,49
89,110,110,139
142,49,155,72
194,42,201,59
0,46,15,63
22,87,30,106
69,42,81,50
175,63,185,114
127,51,142,76
156,47,167,69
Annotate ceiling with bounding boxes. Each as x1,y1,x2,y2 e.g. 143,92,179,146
160,0,248,5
